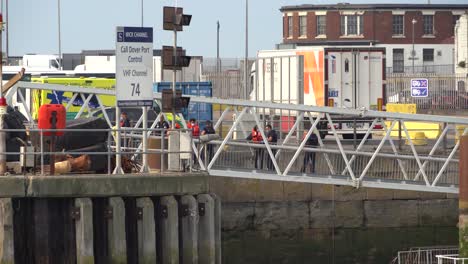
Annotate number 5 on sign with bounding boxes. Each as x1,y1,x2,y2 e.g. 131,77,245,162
131,83,141,96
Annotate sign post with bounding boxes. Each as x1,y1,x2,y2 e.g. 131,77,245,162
115,26,153,174
411,78,429,98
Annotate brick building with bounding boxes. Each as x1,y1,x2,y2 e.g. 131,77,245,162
280,4,468,72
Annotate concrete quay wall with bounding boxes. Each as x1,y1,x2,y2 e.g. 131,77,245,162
0,174,222,264
209,176,458,264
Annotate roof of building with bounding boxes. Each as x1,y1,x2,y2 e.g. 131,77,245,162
280,3,468,12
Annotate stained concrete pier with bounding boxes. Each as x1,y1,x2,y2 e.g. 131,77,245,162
0,173,221,264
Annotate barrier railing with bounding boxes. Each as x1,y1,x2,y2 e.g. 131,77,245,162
436,254,468,264
390,246,458,264
0,127,193,176
7,81,468,193
387,73,468,110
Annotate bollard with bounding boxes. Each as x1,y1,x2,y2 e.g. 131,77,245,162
211,194,222,264
0,198,14,263
136,198,156,264
197,194,215,264
108,197,127,264
74,198,95,264
0,98,6,176
460,136,468,257
180,195,198,264
159,196,179,264
168,131,181,171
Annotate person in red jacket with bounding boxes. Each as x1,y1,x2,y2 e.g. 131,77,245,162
187,118,200,166
247,125,264,169
187,118,200,138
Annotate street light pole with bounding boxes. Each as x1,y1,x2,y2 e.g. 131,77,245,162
141,0,144,27
0,13,6,176
244,0,248,99
4,0,7,64
412,18,417,74
216,21,220,73
58,0,62,70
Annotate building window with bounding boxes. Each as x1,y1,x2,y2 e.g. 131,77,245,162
423,15,434,35
316,15,326,36
288,16,293,37
299,15,307,37
392,15,404,35
340,15,363,36
423,49,434,62
393,49,404,73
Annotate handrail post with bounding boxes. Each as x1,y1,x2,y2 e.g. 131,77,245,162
459,135,468,258
40,130,44,176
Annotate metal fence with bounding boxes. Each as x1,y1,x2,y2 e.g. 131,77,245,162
201,71,246,99
201,58,255,99
386,73,468,110
9,81,468,193
436,254,468,264
209,132,459,188
387,64,455,75
1,127,193,176
391,246,458,264
202,57,254,73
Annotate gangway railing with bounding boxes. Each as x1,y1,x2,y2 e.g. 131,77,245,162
7,81,468,193
391,246,458,264
0,127,193,175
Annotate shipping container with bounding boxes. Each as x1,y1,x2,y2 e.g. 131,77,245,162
154,82,213,130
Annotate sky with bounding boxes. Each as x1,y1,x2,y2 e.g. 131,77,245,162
4,0,468,59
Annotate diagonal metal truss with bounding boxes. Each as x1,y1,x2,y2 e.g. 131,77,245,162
10,81,468,193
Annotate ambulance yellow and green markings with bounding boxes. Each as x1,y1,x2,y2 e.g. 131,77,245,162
31,77,116,120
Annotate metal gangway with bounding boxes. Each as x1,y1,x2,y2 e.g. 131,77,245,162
7,81,468,194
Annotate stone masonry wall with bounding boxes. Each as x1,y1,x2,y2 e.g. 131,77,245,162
209,177,458,264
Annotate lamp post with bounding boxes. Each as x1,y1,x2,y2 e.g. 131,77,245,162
216,21,220,73
57,0,62,70
0,12,5,176
412,18,417,74
5,0,7,64
141,0,144,26
244,0,248,99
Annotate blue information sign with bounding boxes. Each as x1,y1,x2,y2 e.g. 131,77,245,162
117,27,153,43
411,78,429,98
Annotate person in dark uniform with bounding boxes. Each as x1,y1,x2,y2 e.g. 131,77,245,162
301,129,319,173
156,115,170,129
201,120,216,163
265,124,278,170
155,115,170,136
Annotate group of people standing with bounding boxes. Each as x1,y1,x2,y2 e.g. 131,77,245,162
246,124,278,170
120,111,319,173
187,118,216,165
247,124,319,173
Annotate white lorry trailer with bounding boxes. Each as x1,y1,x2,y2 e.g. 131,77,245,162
250,47,386,138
